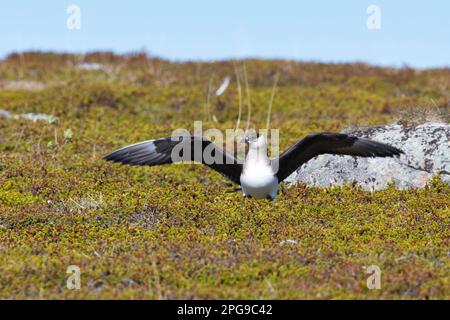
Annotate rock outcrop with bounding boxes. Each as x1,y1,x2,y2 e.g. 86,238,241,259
285,122,449,190
0,109,57,123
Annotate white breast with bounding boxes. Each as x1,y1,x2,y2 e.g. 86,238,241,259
240,164,278,199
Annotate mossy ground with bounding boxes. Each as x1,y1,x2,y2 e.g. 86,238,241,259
0,52,448,299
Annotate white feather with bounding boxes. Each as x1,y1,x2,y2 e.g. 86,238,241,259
215,76,231,96
240,135,278,199
240,164,278,199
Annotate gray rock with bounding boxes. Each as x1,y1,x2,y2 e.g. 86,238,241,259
16,113,58,123
285,122,449,190
1,80,46,90
279,239,299,246
0,109,57,123
0,109,12,118
77,63,104,71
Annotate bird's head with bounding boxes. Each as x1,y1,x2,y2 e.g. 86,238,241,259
241,132,267,150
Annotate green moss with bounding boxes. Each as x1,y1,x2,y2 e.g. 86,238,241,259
0,185,40,206
0,52,448,299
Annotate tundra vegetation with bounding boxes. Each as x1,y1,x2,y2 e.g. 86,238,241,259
0,52,448,299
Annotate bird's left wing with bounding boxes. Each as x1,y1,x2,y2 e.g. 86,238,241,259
104,136,243,184
272,133,404,182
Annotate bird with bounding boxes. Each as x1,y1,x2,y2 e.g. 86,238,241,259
103,132,403,201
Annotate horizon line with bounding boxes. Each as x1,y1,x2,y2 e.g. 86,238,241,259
2,49,449,71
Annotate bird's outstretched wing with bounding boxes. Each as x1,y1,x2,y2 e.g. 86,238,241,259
273,133,404,182
104,136,243,184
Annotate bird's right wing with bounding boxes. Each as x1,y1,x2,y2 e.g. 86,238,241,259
104,136,243,184
273,133,404,182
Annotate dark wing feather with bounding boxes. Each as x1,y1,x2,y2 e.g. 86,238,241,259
273,133,404,182
104,136,243,184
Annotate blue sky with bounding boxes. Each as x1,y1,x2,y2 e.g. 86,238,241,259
1,1,449,68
